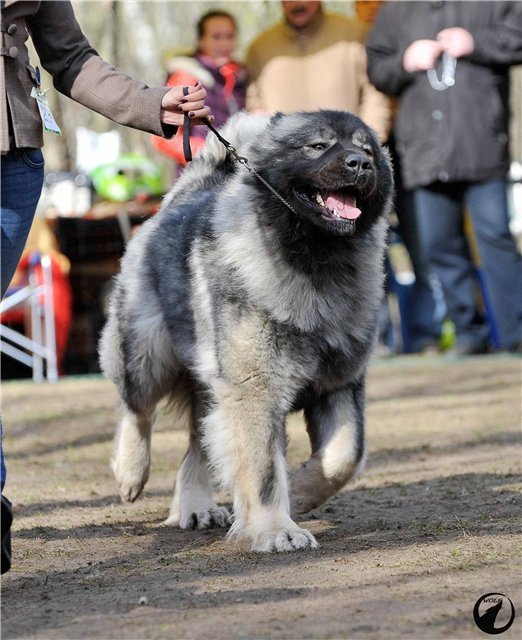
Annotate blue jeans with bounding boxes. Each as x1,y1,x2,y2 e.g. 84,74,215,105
415,180,522,350
391,187,443,352
381,137,442,353
1,149,45,297
1,148,45,492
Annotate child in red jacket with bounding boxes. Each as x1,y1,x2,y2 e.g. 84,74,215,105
152,11,247,166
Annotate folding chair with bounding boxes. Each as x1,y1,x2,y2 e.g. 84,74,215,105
0,253,58,382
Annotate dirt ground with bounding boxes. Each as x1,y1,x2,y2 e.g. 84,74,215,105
1,354,521,640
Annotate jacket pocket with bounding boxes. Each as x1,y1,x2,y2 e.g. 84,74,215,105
21,149,45,169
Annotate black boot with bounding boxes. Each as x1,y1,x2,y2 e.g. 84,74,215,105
1,494,12,574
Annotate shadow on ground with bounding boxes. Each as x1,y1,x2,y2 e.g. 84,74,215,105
4,468,520,637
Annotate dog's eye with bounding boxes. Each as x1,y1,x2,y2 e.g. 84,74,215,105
308,143,327,151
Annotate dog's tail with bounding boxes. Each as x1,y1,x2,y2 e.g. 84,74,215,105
98,280,126,389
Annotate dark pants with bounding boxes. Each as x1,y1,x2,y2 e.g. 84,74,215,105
415,179,522,350
381,137,442,353
393,186,442,352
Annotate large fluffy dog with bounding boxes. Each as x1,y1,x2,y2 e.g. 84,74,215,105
99,110,393,552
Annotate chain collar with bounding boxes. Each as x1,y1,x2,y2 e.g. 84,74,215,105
205,121,298,215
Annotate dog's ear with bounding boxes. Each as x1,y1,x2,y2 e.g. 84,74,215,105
268,112,285,127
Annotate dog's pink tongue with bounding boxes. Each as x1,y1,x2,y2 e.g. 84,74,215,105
325,193,361,219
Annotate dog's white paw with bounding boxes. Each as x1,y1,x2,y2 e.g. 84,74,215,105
251,526,318,553
111,457,149,503
163,505,231,530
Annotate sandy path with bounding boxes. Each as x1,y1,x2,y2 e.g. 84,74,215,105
2,354,521,639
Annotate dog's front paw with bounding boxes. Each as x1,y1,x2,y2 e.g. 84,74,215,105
251,525,318,553
163,505,231,530
111,457,149,503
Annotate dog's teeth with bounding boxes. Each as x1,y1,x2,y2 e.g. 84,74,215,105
332,208,340,218
315,193,324,206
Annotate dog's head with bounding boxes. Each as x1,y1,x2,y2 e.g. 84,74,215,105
249,110,393,237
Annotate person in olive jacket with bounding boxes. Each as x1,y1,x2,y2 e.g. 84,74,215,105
366,0,522,355
0,0,213,574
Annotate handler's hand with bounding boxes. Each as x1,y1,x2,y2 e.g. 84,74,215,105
437,27,474,59
403,39,442,73
160,82,214,126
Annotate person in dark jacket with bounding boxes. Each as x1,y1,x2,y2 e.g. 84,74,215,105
367,1,522,354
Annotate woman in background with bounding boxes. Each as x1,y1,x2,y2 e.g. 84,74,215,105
152,11,247,165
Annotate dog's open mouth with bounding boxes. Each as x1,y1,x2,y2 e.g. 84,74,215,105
295,188,362,221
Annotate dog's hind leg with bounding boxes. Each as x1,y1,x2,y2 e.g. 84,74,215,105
290,379,366,515
112,406,155,502
164,386,231,529
103,297,179,503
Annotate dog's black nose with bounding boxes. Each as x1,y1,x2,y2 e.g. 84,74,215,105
345,153,372,173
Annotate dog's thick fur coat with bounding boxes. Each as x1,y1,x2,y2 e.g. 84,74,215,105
99,110,393,552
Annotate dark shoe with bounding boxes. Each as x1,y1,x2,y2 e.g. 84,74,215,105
1,494,12,574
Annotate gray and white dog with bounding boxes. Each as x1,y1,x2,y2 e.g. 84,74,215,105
99,110,393,552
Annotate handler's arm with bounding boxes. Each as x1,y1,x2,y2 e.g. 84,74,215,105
27,1,177,138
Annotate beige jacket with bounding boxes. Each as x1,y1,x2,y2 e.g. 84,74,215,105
246,12,391,141
0,0,175,153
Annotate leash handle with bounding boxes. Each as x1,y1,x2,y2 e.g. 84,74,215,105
182,87,192,163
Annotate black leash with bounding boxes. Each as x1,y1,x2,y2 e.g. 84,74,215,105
180,90,296,215
204,120,297,214
182,86,192,162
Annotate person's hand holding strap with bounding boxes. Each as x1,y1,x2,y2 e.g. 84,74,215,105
436,28,474,59
160,81,214,126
